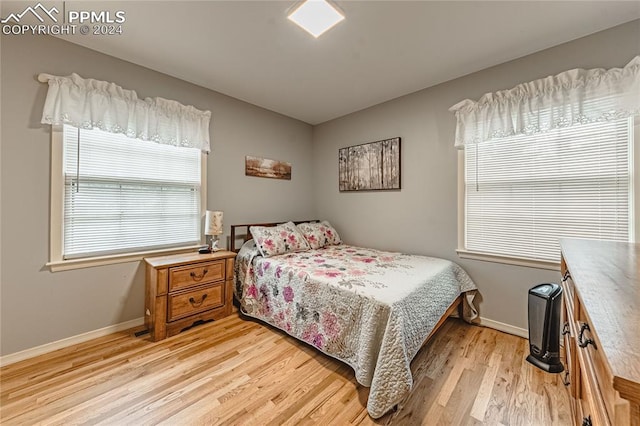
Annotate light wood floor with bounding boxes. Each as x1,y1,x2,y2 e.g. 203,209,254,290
0,313,572,425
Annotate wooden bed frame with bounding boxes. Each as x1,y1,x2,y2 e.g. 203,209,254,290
229,220,463,341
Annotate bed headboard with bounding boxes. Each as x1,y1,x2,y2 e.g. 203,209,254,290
230,220,318,253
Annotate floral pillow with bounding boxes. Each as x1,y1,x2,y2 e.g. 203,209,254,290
296,221,342,249
250,221,310,257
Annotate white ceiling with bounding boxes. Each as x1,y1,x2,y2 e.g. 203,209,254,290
18,1,640,124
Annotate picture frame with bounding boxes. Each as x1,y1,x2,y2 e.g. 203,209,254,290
338,137,401,191
245,155,292,180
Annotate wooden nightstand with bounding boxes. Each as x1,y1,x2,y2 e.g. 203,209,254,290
144,250,236,341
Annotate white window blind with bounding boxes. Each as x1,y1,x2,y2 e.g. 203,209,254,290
465,117,632,262
62,125,202,259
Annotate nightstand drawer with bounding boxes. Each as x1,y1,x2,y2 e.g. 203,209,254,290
169,260,225,291
168,283,224,321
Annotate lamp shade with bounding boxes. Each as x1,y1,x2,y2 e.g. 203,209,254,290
204,210,223,235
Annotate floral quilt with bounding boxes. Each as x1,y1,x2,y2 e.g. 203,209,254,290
234,241,478,418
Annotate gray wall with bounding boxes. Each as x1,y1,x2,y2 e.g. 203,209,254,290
0,35,314,356
2,21,639,357
312,20,640,331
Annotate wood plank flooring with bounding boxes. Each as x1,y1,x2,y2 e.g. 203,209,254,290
0,314,572,425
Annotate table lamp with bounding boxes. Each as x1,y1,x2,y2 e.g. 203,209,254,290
203,210,223,253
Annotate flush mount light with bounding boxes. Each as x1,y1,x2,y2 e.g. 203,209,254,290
288,0,345,38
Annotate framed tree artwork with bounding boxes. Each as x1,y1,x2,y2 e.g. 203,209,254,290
338,137,401,191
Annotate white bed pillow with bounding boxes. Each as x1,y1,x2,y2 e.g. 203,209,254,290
296,221,342,249
250,221,310,257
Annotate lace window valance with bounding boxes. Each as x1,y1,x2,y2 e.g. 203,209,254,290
39,73,211,152
449,55,640,149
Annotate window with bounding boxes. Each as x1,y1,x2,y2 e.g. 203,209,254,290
451,57,639,267
462,118,633,263
51,125,205,265
39,73,210,270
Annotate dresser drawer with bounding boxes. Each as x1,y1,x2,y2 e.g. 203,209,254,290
562,275,576,318
577,307,620,424
575,304,612,425
167,283,224,321
564,328,576,399
577,338,611,426
169,260,225,292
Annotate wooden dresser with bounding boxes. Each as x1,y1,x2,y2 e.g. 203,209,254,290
560,239,640,426
144,250,236,341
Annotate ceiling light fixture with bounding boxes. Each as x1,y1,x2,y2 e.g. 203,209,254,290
288,0,345,38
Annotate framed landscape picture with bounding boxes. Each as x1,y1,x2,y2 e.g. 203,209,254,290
245,155,292,180
338,137,401,191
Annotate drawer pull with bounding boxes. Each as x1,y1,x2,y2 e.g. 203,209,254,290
189,269,209,281
578,323,596,349
561,370,570,386
582,415,592,426
189,294,208,307
562,321,570,336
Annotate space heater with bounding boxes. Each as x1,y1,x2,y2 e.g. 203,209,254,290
526,283,564,373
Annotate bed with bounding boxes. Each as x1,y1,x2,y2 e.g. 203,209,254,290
231,221,478,419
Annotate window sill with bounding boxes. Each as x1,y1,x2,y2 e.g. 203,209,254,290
47,245,203,272
456,249,560,271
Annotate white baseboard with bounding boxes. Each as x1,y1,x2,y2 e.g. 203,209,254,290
478,317,528,339
0,315,527,367
0,317,144,367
